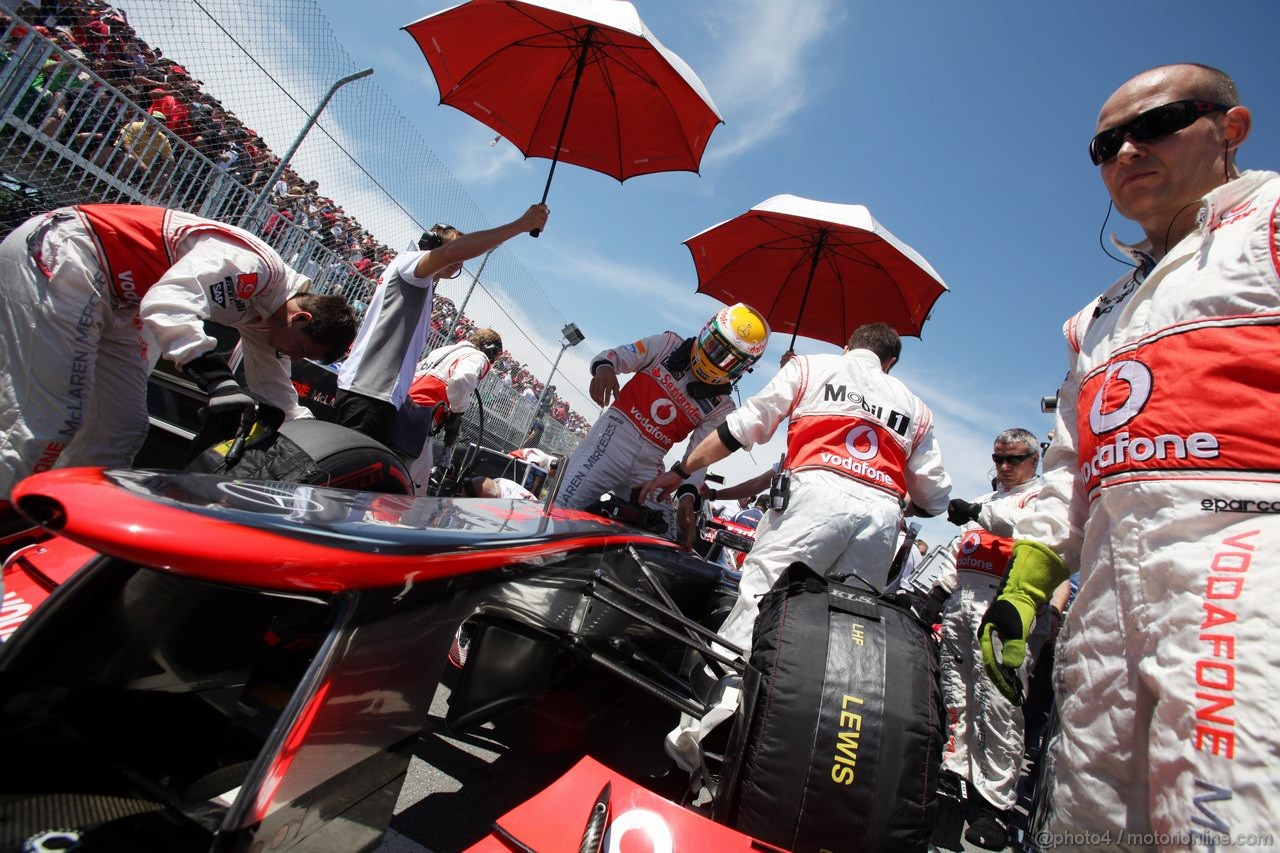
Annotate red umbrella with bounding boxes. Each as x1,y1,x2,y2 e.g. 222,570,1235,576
404,0,723,228
685,194,949,351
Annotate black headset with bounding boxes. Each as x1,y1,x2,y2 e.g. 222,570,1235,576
418,223,453,251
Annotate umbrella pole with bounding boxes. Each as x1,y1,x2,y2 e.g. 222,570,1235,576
787,230,827,352
532,26,595,237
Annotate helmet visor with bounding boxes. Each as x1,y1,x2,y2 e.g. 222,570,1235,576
696,323,753,380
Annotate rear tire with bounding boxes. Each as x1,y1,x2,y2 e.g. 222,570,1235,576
276,419,413,494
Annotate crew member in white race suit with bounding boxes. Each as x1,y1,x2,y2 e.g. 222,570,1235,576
646,322,952,652
0,204,356,506
390,328,502,494
933,428,1043,850
556,303,771,543
981,64,1280,846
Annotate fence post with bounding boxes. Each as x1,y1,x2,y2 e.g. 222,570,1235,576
243,66,374,228
448,247,494,340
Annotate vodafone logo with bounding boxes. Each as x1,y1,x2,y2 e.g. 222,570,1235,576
606,809,674,853
1089,359,1152,435
1079,355,1220,485
960,531,982,554
650,398,677,426
236,272,260,299
844,425,879,461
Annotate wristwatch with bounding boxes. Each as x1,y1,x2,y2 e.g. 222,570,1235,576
671,461,691,480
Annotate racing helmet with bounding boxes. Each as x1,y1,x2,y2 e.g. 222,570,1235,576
690,303,770,385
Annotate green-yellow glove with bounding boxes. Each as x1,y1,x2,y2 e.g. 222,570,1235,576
979,540,1069,705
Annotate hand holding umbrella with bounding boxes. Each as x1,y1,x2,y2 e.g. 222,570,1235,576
517,202,550,237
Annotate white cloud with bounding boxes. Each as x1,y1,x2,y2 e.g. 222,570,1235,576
445,128,537,186
534,238,721,330
698,0,846,161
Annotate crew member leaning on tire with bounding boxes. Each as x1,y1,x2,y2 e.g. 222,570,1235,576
644,322,952,652
0,203,356,508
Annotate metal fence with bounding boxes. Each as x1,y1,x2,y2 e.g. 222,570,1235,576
0,22,373,298
0,3,594,457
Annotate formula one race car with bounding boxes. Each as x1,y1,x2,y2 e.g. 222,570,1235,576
1,413,946,853
0,464,743,851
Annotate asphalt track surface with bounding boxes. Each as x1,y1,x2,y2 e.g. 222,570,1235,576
375,667,692,853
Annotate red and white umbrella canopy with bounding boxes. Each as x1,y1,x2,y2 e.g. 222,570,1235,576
685,194,949,347
404,0,724,183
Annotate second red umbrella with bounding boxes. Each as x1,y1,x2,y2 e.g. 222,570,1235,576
685,194,949,351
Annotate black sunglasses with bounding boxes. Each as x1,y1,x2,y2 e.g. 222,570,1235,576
992,452,1034,466
1088,99,1231,166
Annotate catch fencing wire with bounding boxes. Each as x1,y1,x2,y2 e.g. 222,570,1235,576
112,0,599,440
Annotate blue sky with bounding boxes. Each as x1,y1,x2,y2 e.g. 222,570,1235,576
315,0,1280,547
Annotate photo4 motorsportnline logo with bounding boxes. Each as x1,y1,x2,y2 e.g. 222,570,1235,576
1032,830,1274,848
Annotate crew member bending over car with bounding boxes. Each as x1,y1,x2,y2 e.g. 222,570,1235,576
0,203,356,506
556,303,770,546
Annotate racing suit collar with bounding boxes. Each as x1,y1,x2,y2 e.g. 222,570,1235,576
1198,169,1278,229
1108,169,1279,266
844,347,887,372
993,474,1044,499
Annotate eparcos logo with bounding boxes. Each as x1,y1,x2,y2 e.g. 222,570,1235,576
845,425,879,461
650,398,678,426
1089,359,1152,434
